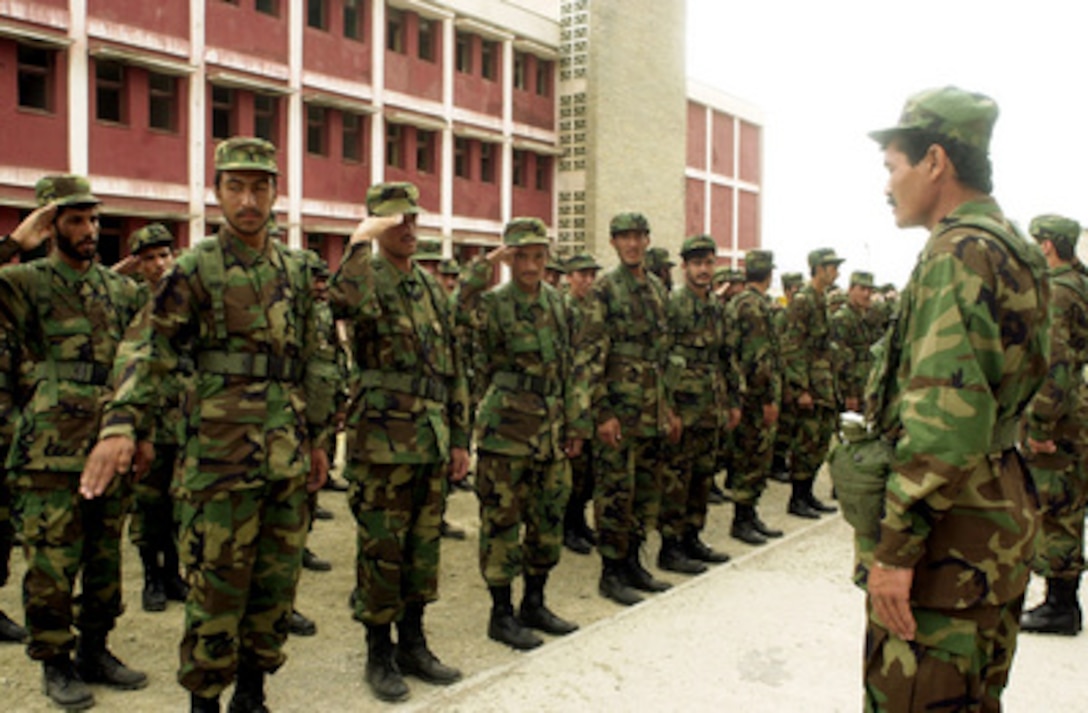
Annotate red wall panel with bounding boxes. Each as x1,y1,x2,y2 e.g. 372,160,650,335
88,0,188,38
685,176,705,237
303,0,372,84
453,35,502,118
738,189,759,250
0,41,68,172
511,154,552,220
383,13,441,102
739,120,760,184
511,55,554,130
686,101,706,171
206,1,288,65
710,183,733,247
302,110,370,205
711,111,735,177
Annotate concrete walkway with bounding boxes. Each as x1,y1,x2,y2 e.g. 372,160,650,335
408,516,1088,712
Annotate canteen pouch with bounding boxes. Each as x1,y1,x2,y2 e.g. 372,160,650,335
828,417,891,540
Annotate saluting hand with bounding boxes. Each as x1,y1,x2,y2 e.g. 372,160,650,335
80,435,135,499
10,202,58,252
350,214,403,244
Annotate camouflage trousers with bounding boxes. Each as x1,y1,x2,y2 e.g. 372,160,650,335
731,402,778,507
1025,448,1088,579
568,450,595,520
346,461,446,626
659,427,717,538
15,471,128,660
476,454,571,586
593,435,664,560
177,477,309,697
864,597,1024,713
129,443,179,549
0,473,13,589
790,404,837,480
773,403,799,470
715,426,735,476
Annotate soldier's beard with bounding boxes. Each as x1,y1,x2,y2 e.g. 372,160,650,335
55,229,97,262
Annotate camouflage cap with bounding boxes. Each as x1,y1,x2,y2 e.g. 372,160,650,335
645,246,675,271
609,212,650,235
712,267,730,285
745,249,775,275
680,234,717,259
503,217,551,248
807,247,845,269
128,223,174,254
565,253,601,272
1030,214,1081,254
546,258,566,274
868,86,999,155
879,283,897,293
214,136,279,174
850,270,875,288
366,181,422,217
438,258,461,276
726,268,745,283
414,238,443,261
781,272,804,289
35,174,100,208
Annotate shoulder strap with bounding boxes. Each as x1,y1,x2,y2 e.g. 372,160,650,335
194,239,227,342
1053,270,1088,304
937,213,1048,286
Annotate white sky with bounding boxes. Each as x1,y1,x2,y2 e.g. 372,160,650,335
686,0,1088,287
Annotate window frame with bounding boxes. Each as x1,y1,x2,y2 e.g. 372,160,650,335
306,103,329,156
386,7,406,53
481,39,498,81
211,85,235,140
479,142,495,184
307,0,328,30
95,59,127,125
535,59,552,97
455,32,472,74
255,0,279,16
16,44,54,113
385,123,404,169
343,0,365,41
454,137,470,179
342,111,364,163
416,129,436,173
254,93,278,142
148,71,178,132
513,51,527,91
418,17,436,62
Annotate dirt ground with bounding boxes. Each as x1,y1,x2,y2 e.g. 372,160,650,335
0,457,822,712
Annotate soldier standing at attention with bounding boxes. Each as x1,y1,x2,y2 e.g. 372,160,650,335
863,86,1049,710
831,271,880,414
0,271,27,646
644,247,675,293
81,138,333,712
0,176,146,710
437,258,462,294
770,271,804,484
727,250,785,546
1020,214,1088,637
329,182,468,703
588,212,679,606
458,217,591,650
544,257,566,289
659,235,733,572
780,248,843,519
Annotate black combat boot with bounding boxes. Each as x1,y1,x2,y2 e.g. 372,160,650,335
162,540,191,602
395,602,462,684
563,501,593,554
751,507,784,538
0,608,28,643
288,610,317,636
365,623,409,702
770,453,791,483
487,585,542,650
519,573,578,635
302,547,332,572
43,654,95,710
628,536,675,589
1021,577,1082,636
805,478,838,514
75,631,148,690
140,545,168,612
657,536,707,575
228,665,268,713
598,556,643,606
191,692,221,712
682,529,731,563
731,504,768,545
787,480,821,519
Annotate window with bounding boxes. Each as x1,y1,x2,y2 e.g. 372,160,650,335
535,155,551,191
455,33,472,73
17,45,53,111
344,0,364,40
256,0,278,16
342,112,363,162
148,72,177,132
481,40,498,81
418,18,435,61
513,52,527,90
211,86,234,139
307,0,327,30
254,94,278,141
479,142,495,183
536,59,551,97
385,123,404,168
416,130,435,173
386,8,405,53
95,60,126,123
307,104,328,155
512,150,527,187
454,137,469,178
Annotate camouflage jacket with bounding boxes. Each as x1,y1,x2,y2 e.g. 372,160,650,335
780,283,836,407
728,286,782,407
1025,263,1088,442
130,281,187,447
865,199,1050,609
0,254,141,475
830,302,882,406
668,285,735,430
100,227,336,495
329,245,469,464
460,265,592,460
586,265,673,438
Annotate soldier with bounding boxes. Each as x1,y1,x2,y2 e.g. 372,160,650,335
862,86,1049,710
544,257,566,289
831,270,881,414
780,248,843,519
0,176,147,710
80,138,334,712
458,217,590,650
770,271,804,483
437,258,461,294
329,182,468,702
0,285,26,645
659,235,733,572
1020,214,1088,636
587,212,679,606
727,250,785,545
562,252,602,554
644,246,675,292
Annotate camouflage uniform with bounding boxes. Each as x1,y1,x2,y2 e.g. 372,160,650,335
830,271,882,410
770,272,804,479
0,266,27,643
861,88,1050,711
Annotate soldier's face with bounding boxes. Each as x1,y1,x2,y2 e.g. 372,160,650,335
544,269,563,287
54,205,100,261
883,140,940,229
511,245,548,292
416,258,440,276
438,273,459,293
849,284,873,309
683,253,715,291
216,171,276,237
567,268,598,299
376,213,418,262
137,245,174,284
611,230,649,268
